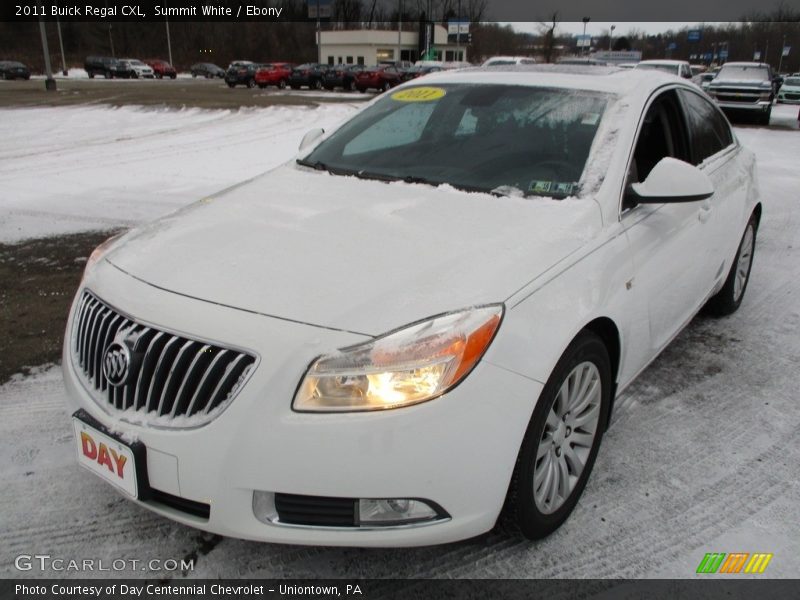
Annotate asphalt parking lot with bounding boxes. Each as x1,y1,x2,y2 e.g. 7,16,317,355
0,83,798,581
0,77,371,109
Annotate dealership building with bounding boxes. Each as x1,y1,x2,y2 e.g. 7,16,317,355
319,25,468,66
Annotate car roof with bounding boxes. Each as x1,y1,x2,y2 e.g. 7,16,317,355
637,60,689,66
722,62,769,68
418,64,685,96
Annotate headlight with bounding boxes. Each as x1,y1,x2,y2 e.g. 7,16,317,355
293,305,504,412
83,232,123,279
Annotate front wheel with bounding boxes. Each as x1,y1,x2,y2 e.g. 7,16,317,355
278,79,287,89
312,79,322,90
507,331,611,539
227,82,235,88
704,215,757,316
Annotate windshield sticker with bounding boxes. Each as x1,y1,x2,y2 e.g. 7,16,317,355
391,87,447,102
581,113,600,126
528,181,575,197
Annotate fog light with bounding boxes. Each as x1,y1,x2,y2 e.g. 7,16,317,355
358,498,438,525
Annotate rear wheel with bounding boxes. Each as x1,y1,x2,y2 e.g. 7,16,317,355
312,79,322,90
247,78,257,88
507,331,611,539
704,214,757,316
278,79,287,89
227,82,236,88
170,74,176,80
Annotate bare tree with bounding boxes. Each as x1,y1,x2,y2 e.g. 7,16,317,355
539,12,558,63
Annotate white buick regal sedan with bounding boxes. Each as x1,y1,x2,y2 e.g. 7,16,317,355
64,66,760,546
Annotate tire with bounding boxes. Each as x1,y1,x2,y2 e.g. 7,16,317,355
704,214,757,316
170,74,176,80
323,85,334,91
258,83,266,89
192,73,197,78
507,331,612,540
346,79,354,92
357,87,366,93
227,82,236,88
278,79,287,90
759,107,772,125
156,73,162,79
247,78,257,89
291,85,300,90
379,81,387,92
313,79,322,90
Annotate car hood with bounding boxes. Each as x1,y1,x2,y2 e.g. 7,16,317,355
105,165,601,335
710,79,771,87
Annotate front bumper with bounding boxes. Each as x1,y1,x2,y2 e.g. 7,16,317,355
713,99,772,112
62,260,540,546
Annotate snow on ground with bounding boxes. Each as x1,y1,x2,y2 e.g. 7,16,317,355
0,102,359,243
0,102,799,580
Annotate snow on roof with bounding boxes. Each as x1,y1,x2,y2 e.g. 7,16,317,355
638,59,689,65
411,64,685,97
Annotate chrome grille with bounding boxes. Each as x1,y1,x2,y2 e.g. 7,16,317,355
72,291,256,427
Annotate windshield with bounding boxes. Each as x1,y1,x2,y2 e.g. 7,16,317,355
718,65,770,80
300,84,608,198
636,63,680,75
784,77,800,86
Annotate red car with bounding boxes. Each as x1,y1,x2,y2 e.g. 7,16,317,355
355,65,402,93
255,63,294,89
146,59,177,79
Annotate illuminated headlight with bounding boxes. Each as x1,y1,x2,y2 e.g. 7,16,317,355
293,305,503,412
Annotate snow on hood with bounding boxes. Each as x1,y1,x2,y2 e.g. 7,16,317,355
105,165,601,335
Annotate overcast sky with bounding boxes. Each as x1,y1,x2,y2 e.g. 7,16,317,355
506,22,727,37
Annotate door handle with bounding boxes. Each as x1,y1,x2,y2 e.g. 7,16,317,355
698,200,712,223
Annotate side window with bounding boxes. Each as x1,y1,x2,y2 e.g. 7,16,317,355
629,90,691,186
678,89,733,165
343,102,436,155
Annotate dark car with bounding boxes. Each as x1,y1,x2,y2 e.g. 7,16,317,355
85,56,124,79
399,65,442,83
146,59,177,79
322,65,364,91
255,63,294,89
191,63,225,78
225,62,264,88
355,65,402,92
288,63,329,90
0,61,31,80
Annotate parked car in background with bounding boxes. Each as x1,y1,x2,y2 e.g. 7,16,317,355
64,67,761,547
400,65,443,82
85,56,123,79
635,60,693,79
0,60,31,80
255,63,294,89
225,62,263,88
707,62,775,124
288,63,329,90
146,59,177,79
777,75,800,103
117,59,155,79
191,63,225,78
322,64,364,91
696,72,716,91
482,56,537,66
355,65,402,92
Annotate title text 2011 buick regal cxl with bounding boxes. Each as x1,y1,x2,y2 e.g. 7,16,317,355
64,66,761,546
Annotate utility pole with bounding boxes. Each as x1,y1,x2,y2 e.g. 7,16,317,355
764,38,769,66
778,34,786,74
609,24,615,51
456,0,461,62
582,17,590,56
105,0,114,56
316,0,321,64
396,0,402,65
166,18,173,65
37,3,56,91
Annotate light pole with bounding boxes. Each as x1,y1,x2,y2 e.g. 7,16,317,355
609,24,615,51
55,1,68,75
37,2,56,91
778,34,787,74
582,17,590,56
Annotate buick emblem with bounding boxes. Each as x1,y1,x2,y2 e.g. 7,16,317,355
103,342,131,387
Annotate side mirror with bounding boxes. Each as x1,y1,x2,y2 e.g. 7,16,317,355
626,157,714,204
299,128,324,151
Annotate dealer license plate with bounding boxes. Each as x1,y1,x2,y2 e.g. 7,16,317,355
73,416,138,498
